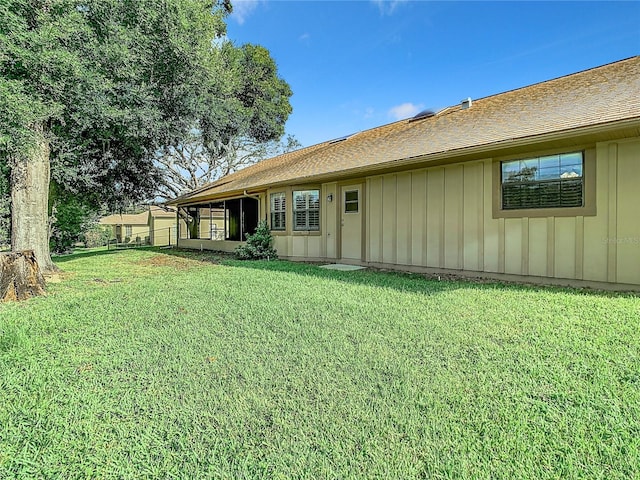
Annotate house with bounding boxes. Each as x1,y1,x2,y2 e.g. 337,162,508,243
100,206,179,246
148,207,179,246
169,57,640,290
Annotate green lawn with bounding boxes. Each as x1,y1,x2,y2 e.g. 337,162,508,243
1,249,639,479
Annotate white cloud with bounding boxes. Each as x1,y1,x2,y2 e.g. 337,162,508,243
230,0,261,25
371,0,408,16
388,102,423,120
299,32,311,42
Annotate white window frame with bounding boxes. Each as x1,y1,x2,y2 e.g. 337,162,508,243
293,190,320,231
344,190,359,213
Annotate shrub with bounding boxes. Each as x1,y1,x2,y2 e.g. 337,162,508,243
49,195,93,254
234,220,277,260
84,225,111,248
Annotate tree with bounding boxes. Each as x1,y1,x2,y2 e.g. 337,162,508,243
48,185,96,254
0,161,9,246
155,133,301,201
153,42,298,201
0,0,292,273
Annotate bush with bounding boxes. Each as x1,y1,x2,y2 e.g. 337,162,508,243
84,225,112,248
49,195,92,254
234,220,277,260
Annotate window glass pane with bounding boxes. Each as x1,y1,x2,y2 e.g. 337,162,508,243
538,156,560,179
294,193,307,210
501,152,583,210
345,202,358,213
560,153,583,177
345,191,358,202
308,192,319,208
560,152,582,168
293,190,320,230
502,163,519,180
308,210,320,229
270,193,286,230
294,211,306,228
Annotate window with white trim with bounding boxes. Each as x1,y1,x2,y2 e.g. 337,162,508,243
293,190,320,231
270,192,286,231
501,151,584,210
125,225,132,237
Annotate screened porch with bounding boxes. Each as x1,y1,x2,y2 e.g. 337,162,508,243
177,197,259,242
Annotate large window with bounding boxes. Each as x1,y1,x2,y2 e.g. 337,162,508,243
501,151,584,210
270,192,286,231
293,190,320,231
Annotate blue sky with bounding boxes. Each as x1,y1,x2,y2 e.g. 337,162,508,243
226,1,640,148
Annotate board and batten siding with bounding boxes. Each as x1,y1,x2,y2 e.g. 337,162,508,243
364,138,640,285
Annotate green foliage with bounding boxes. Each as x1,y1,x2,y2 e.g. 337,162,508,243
83,224,111,248
234,219,277,260
0,249,639,478
49,189,96,254
0,0,292,210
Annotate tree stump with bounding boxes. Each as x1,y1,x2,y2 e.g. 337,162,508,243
0,250,46,302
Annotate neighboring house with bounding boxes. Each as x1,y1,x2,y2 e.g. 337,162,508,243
100,206,179,246
170,57,640,290
148,207,179,246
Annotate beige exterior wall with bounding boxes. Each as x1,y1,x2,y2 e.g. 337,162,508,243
150,216,178,246
124,225,149,243
179,238,242,252
264,136,640,287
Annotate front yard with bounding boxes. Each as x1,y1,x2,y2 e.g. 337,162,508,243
1,249,638,479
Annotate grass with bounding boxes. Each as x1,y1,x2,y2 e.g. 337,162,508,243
1,248,639,479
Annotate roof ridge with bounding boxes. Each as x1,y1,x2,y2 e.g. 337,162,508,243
172,56,640,203
471,55,640,104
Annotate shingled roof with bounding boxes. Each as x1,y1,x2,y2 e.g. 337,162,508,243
99,207,174,225
175,56,640,204
99,211,148,226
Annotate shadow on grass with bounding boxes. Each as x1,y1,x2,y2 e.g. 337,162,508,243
52,246,155,263
155,248,634,299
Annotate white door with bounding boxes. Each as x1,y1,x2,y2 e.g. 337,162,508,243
341,184,362,260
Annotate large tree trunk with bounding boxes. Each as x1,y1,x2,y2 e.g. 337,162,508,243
10,122,57,273
0,250,46,302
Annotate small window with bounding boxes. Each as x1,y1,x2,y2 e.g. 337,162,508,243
125,225,132,237
270,192,286,231
293,190,320,231
501,151,584,210
344,190,359,213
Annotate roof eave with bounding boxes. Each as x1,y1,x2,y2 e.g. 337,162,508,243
172,117,640,206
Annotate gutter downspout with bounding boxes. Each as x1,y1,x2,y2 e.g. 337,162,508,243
243,190,261,201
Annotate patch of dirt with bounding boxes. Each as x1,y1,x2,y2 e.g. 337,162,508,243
91,278,122,284
135,254,200,270
43,271,73,283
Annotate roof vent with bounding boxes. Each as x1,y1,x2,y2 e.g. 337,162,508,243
328,133,354,144
461,97,472,110
409,109,435,122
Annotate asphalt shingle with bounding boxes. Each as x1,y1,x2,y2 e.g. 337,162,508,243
179,56,640,203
